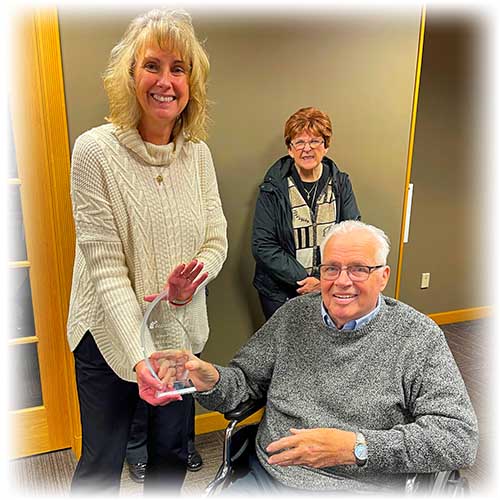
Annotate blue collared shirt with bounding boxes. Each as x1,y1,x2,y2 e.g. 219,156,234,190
321,295,382,331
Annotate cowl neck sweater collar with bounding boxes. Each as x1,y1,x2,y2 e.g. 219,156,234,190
115,127,186,166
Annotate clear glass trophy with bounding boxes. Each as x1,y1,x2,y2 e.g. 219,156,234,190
140,288,196,397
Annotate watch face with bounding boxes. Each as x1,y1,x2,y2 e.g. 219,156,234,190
355,444,368,461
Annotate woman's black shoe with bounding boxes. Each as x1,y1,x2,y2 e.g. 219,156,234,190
127,462,147,483
187,450,203,472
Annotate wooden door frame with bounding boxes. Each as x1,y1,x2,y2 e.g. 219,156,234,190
9,8,81,458
394,7,426,299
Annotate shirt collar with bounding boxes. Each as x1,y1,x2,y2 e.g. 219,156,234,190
321,295,382,331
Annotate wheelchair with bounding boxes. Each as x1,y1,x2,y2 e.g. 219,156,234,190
205,399,470,496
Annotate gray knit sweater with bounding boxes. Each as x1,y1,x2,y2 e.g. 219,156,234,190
196,293,478,492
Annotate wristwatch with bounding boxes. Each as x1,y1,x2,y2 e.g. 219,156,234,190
354,432,368,467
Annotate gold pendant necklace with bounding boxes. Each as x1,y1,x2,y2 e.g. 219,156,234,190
155,167,167,185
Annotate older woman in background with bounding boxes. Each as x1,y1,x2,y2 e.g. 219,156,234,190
68,9,227,494
252,107,360,320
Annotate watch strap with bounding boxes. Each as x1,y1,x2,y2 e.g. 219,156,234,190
354,432,368,467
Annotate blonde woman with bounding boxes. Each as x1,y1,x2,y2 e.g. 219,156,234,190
68,9,227,494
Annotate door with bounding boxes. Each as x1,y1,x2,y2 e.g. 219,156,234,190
8,9,80,459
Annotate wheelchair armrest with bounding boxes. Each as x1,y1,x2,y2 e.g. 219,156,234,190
223,398,266,422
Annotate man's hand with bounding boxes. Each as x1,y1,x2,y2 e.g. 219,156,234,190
135,359,182,406
152,350,192,385
185,356,220,392
296,277,321,295
144,259,208,303
149,351,220,392
266,428,357,468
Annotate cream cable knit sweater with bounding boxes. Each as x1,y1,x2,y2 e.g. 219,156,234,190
67,124,228,382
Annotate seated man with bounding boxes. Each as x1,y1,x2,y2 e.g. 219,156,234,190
165,220,479,493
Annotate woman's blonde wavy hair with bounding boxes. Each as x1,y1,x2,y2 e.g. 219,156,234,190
103,9,210,142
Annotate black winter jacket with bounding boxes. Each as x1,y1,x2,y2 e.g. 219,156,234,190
251,155,361,303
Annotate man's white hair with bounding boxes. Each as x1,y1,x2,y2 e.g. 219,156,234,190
320,220,391,265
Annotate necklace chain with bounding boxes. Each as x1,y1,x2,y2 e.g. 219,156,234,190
297,163,322,202
303,179,319,202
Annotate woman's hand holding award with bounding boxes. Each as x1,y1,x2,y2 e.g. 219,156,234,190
139,260,208,404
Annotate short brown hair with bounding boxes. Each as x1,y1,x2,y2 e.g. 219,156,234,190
284,107,333,148
103,9,210,142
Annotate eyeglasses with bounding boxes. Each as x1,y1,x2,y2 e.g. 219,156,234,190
290,138,324,150
319,264,385,282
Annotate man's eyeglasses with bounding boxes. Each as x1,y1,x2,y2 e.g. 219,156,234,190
290,138,324,150
319,264,385,282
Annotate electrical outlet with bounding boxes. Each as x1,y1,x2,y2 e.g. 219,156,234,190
421,272,430,289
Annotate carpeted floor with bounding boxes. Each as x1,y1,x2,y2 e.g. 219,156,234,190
9,429,225,497
9,319,492,496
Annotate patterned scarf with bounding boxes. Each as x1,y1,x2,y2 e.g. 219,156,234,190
288,175,337,274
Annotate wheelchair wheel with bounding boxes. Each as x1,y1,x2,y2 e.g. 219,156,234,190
443,470,470,496
432,470,470,496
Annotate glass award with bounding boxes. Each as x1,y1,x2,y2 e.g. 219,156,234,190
140,288,196,397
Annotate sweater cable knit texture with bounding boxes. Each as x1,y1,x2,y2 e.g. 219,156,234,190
196,293,478,492
68,124,227,382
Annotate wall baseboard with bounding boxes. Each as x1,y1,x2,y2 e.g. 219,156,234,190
195,408,264,435
428,306,493,325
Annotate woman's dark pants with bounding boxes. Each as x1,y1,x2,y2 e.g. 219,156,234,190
71,331,189,495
